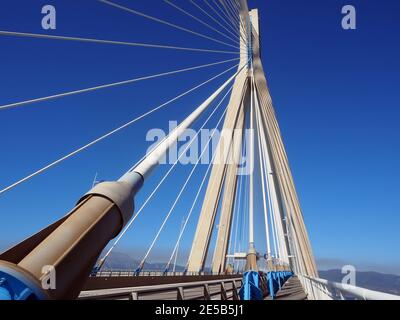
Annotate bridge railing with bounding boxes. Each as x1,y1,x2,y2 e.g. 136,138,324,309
91,270,242,277
298,275,400,300
79,277,243,300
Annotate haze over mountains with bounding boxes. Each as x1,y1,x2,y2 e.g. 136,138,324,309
319,270,400,295
101,251,185,272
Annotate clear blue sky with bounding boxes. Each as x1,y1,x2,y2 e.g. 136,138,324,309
0,0,399,274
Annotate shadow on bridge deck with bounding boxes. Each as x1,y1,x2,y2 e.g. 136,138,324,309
265,276,307,300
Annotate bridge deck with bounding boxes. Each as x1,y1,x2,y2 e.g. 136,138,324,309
79,275,310,300
265,276,308,300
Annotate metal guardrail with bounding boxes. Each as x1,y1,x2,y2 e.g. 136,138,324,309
299,275,400,300
79,277,243,300
92,270,242,277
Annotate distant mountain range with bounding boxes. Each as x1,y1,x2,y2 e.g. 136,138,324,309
319,269,400,295
103,252,400,295
101,251,185,271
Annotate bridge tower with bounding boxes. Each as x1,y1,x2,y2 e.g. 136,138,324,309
187,3,318,278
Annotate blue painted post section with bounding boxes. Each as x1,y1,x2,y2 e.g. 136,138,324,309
0,271,48,300
267,271,294,299
0,279,12,300
134,267,142,276
267,272,275,299
163,268,169,276
239,271,263,300
90,266,100,277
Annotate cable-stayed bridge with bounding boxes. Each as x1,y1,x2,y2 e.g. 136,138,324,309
0,0,398,301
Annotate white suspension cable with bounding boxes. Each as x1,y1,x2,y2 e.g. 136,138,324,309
0,30,238,54
224,0,240,18
226,190,236,266
253,88,280,263
163,0,239,46
137,91,232,270
252,71,288,266
269,188,279,261
226,172,238,264
190,0,240,43
274,202,289,263
139,158,205,269
232,2,249,48
225,0,247,41
213,0,238,29
203,0,239,37
248,71,255,247
212,0,240,32
256,88,288,264
227,0,240,17
0,63,239,196
169,149,216,273
264,145,282,263
99,0,238,50
98,86,233,269
263,139,280,261
0,58,239,111
233,133,246,271
232,0,241,10
213,0,248,49
228,151,244,265
164,100,230,272
254,82,271,257
172,218,185,272
242,141,250,253
218,0,240,26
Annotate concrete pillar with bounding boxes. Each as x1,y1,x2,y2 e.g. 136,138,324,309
211,99,246,274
